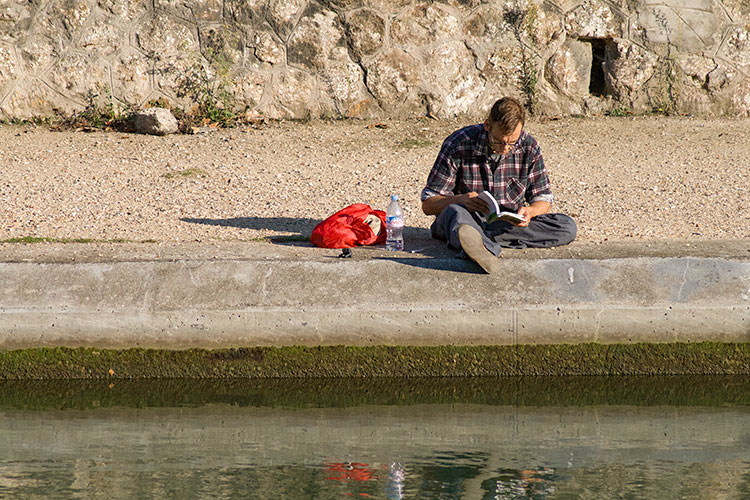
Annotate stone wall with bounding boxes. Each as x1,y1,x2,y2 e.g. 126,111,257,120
1,0,749,120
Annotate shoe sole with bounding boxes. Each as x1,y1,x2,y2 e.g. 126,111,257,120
457,224,500,274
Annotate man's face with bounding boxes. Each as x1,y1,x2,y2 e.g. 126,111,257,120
483,120,523,155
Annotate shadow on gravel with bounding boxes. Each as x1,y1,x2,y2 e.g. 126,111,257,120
181,216,318,236
181,217,471,269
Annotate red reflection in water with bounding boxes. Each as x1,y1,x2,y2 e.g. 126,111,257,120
325,462,379,483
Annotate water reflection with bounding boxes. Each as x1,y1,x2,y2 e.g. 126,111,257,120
0,377,748,499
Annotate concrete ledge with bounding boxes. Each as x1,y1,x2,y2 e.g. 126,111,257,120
1,240,749,348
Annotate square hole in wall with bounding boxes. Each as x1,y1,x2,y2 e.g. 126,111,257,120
584,38,613,97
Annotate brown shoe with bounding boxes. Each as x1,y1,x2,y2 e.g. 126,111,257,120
457,224,500,274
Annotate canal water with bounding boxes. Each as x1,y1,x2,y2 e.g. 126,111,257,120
0,376,748,499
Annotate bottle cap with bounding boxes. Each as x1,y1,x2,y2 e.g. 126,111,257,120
391,194,399,201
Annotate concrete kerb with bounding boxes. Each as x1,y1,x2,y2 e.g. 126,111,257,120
1,239,748,349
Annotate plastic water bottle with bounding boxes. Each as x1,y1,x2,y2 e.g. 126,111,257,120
385,194,404,251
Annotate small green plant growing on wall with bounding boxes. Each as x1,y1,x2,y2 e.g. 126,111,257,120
175,35,241,128
504,5,540,114
55,86,133,131
608,106,632,117
650,9,680,115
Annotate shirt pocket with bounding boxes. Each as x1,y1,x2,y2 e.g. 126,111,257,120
504,177,526,207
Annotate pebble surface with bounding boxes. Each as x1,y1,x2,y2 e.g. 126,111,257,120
1,116,748,243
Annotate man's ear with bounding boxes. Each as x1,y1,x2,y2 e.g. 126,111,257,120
483,120,491,132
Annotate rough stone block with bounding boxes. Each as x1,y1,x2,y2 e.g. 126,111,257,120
224,0,265,26
288,7,343,72
98,0,149,20
718,25,750,72
135,13,198,59
637,0,728,52
320,46,368,116
43,52,111,106
323,0,363,10
565,0,619,39
533,7,564,50
18,37,58,75
421,40,485,117
111,49,152,107
706,64,735,93
603,38,657,99
0,43,18,90
363,0,411,15
0,0,35,42
731,77,750,117
48,0,92,40
266,0,308,39
238,68,269,108
154,54,202,105
364,48,421,112
547,39,593,97
0,80,76,119
722,0,750,19
154,0,222,23
133,107,179,135
344,8,385,61
675,53,715,88
266,67,318,119
253,32,285,65
391,2,461,47
464,6,512,43
77,16,126,58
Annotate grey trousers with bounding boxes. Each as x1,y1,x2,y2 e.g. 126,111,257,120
431,204,577,256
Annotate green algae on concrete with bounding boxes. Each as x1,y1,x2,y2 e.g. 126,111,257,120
0,375,748,411
0,343,748,380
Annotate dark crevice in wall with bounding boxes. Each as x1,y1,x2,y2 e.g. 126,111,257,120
588,38,608,97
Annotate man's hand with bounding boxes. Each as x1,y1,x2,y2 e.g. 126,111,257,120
514,201,551,227
422,192,487,216
515,206,532,227
462,192,489,214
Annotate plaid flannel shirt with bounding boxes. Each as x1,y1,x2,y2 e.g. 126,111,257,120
421,124,553,212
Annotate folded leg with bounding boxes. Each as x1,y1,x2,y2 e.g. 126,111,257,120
487,213,577,249
430,203,503,256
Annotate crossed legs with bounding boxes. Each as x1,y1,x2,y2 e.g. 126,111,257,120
430,204,577,272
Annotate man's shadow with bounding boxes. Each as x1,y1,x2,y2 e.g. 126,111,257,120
182,217,471,272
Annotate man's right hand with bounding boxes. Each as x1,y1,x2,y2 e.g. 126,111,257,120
421,191,488,216
462,192,489,214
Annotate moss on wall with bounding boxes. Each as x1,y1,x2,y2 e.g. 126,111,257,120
1,374,748,411
0,343,747,380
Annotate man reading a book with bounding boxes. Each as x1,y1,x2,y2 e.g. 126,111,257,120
421,97,577,273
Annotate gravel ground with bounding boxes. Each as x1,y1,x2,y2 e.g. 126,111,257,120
1,116,749,244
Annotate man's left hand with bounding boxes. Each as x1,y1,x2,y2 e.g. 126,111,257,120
513,201,551,227
515,206,532,227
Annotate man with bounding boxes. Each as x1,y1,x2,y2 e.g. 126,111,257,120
421,97,577,273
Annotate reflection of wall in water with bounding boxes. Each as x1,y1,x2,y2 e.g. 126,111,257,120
0,405,748,498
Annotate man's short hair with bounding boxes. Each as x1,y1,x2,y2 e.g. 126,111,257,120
488,97,525,136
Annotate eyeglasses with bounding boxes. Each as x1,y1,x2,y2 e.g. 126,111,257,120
488,135,519,151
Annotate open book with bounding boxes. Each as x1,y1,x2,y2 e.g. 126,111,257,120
477,191,526,224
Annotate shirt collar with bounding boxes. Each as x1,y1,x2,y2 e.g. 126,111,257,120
477,126,500,160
